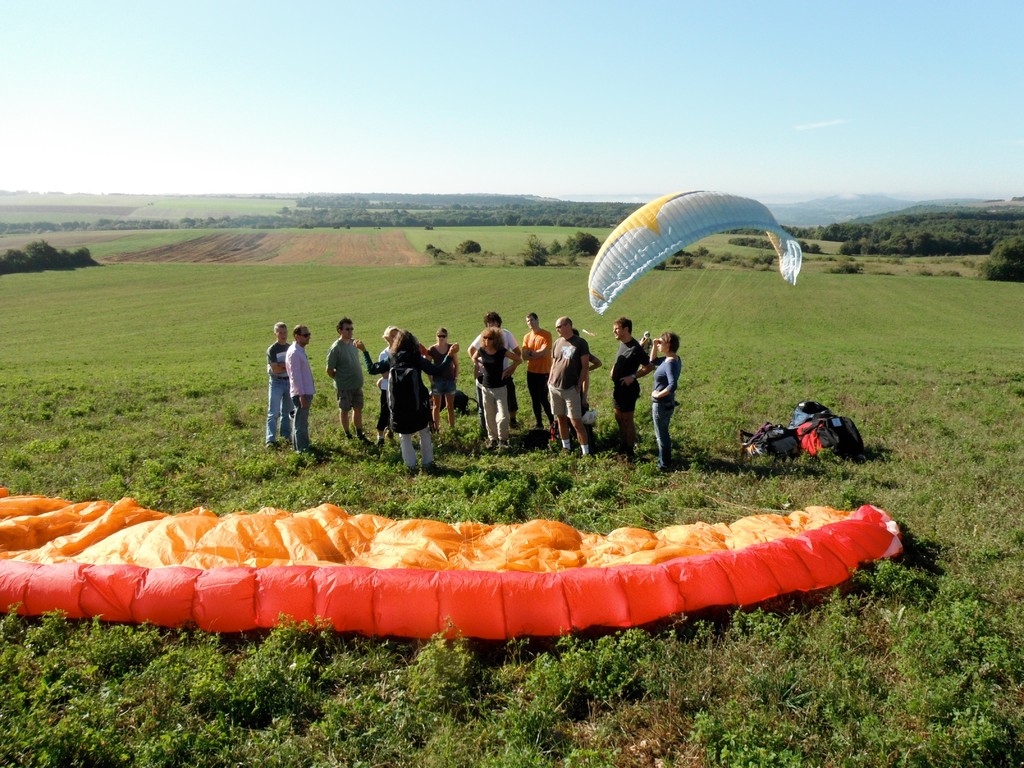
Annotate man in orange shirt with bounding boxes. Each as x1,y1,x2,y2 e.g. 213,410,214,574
521,312,554,430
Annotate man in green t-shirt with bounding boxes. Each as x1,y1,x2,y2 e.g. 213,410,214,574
326,317,368,442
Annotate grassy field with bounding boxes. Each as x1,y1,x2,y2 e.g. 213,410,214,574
5,223,985,278
1,262,1023,766
0,193,296,224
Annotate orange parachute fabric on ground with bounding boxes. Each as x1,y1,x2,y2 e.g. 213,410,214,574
0,488,902,638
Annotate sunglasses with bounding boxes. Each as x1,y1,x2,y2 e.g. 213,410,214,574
297,331,311,337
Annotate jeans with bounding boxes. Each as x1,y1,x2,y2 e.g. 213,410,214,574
266,378,292,444
291,394,311,453
399,426,433,469
652,400,675,469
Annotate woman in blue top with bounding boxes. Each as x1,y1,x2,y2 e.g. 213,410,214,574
648,331,682,471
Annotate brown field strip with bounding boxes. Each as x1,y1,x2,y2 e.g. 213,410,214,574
78,230,429,266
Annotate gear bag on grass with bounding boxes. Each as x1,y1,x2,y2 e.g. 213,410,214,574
788,400,831,429
797,412,865,459
439,389,475,416
741,422,801,458
387,364,431,434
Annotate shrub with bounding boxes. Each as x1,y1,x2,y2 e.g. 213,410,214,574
981,236,1024,281
404,634,479,717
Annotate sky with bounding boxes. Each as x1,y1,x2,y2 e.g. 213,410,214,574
3,1,1023,203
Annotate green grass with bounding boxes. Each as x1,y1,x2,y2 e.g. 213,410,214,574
0,193,297,224
1,263,1023,766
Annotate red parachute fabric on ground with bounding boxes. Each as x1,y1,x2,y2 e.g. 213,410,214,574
0,490,902,638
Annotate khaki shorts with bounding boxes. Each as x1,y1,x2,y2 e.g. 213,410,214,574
336,387,364,411
548,385,584,420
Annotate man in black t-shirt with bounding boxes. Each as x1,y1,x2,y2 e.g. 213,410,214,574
265,321,292,447
610,317,652,460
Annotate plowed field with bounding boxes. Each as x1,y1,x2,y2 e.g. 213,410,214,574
101,230,429,266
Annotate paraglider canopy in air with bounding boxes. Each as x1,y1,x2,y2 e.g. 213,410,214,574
588,191,803,314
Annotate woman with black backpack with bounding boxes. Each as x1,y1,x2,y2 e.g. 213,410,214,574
372,330,458,472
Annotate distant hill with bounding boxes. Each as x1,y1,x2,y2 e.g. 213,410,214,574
766,194,1024,226
766,195,923,226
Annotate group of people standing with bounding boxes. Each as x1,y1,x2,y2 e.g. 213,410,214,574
264,312,683,471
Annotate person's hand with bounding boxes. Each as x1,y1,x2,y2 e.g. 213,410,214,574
355,340,366,352
449,342,460,355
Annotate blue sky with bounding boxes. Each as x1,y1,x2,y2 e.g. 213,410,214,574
3,1,1022,203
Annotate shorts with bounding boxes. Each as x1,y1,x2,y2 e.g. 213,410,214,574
431,378,457,396
612,381,641,413
336,387,364,411
548,385,584,421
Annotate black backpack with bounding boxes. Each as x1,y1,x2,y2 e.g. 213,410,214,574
387,364,431,434
451,389,475,416
796,410,865,460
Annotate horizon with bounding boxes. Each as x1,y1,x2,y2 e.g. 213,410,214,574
1,189,1010,207
3,1,1023,202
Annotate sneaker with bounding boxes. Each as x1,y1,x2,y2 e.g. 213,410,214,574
498,440,511,451
376,436,385,448
486,439,497,450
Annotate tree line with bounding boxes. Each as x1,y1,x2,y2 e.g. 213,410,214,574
0,241,99,276
789,210,1024,257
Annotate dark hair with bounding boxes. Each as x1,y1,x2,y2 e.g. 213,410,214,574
660,331,680,353
336,317,353,331
527,312,538,322
484,311,502,327
613,316,632,333
390,329,420,355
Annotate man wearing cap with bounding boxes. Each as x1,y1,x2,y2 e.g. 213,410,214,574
326,317,369,442
265,321,292,448
285,324,315,454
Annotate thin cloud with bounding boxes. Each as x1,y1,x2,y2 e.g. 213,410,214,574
794,119,849,132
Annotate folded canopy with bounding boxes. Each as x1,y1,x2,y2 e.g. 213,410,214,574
0,490,901,638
